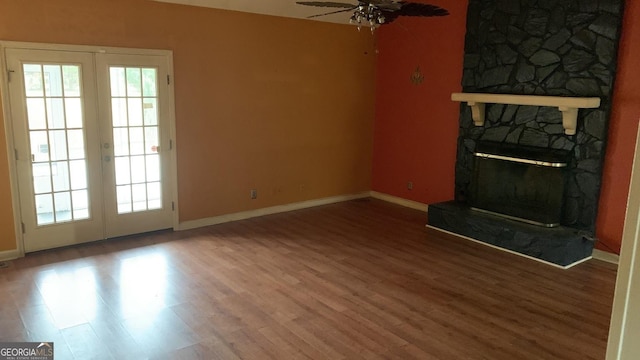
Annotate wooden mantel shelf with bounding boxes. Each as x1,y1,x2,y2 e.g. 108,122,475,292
451,93,601,135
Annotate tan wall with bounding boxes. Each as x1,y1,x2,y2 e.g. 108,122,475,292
0,0,376,252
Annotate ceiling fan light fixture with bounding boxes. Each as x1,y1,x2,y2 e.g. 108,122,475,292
350,2,385,29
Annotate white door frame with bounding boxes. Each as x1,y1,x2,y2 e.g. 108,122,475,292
0,41,179,257
606,119,640,359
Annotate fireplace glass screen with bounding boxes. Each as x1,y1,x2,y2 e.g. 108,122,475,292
469,142,570,227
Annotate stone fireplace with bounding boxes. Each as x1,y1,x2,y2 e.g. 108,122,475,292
427,0,625,267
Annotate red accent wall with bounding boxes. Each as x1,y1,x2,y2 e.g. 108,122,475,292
596,0,640,254
372,0,640,254
372,0,468,204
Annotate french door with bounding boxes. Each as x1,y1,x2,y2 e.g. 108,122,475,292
4,46,175,252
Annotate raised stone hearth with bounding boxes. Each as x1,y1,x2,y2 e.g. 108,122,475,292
428,202,594,267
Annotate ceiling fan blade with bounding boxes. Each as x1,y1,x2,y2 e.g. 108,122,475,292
379,10,400,23
307,7,357,19
396,2,450,17
380,2,449,23
368,0,401,10
296,1,358,8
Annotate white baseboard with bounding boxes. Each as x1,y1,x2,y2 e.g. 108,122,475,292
592,249,619,265
177,192,370,231
426,225,590,269
0,249,21,262
369,191,428,212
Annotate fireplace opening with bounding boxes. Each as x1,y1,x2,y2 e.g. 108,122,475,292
469,141,570,227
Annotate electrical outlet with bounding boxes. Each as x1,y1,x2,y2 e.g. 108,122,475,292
407,181,413,190
250,189,257,199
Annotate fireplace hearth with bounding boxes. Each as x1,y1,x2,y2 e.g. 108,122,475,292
427,201,594,267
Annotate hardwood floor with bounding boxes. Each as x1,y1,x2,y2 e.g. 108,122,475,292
0,198,617,359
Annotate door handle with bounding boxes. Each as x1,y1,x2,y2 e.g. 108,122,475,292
104,155,111,162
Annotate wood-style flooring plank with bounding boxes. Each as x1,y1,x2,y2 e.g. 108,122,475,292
0,198,617,359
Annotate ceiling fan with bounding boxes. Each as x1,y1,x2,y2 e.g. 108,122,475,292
296,1,449,29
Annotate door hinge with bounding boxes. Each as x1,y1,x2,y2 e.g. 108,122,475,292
14,149,18,160
7,69,15,82
169,139,173,150
171,201,175,211
21,222,25,234
167,75,170,85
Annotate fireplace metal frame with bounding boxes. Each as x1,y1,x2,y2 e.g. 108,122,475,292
473,152,568,169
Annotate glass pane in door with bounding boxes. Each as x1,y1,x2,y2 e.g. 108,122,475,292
110,67,162,214
23,64,90,225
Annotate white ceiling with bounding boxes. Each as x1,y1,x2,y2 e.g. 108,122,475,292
152,0,356,24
